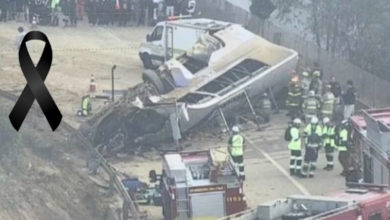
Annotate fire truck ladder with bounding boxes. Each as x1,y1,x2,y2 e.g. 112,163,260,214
175,184,190,220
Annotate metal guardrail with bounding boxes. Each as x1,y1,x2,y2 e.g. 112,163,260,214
0,89,140,220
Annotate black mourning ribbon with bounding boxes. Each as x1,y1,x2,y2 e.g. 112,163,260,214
9,31,62,131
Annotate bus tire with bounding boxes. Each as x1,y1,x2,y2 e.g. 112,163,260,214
142,70,166,94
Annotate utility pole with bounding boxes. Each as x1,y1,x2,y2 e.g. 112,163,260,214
111,65,117,102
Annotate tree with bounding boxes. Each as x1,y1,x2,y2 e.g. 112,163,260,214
273,0,390,81
250,0,276,20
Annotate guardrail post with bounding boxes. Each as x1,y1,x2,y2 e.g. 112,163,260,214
122,200,129,220
109,173,115,196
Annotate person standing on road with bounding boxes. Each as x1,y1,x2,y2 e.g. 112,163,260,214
322,117,336,170
330,76,342,104
342,80,356,120
287,118,303,177
15,26,26,50
82,94,92,116
321,84,335,120
300,71,311,98
258,92,272,123
228,126,245,181
301,116,322,178
0,0,9,22
310,70,322,97
336,120,349,176
286,75,302,120
165,0,174,17
302,90,320,123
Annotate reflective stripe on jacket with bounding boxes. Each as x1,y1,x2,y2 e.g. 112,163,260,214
321,92,335,114
303,98,320,115
304,124,322,136
323,125,336,147
261,99,272,110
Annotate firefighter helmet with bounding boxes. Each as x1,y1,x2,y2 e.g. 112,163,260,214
313,70,321,77
293,118,302,124
232,126,240,133
323,117,330,124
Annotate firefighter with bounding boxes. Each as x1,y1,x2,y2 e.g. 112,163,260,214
82,95,92,116
258,92,272,123
310,70,322,96
228,126,245,181
302,90,320,123
286,76,302,119
301,71,311,97
322,117,336,170
287,118,303,177
301,116,322,178
336,120,349,176
321,84,335,120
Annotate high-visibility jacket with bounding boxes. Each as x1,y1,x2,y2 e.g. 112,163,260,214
304,124,322,136
321,92,335,115
288,127,301,151
304,124,322,144
322,125,336,147
303,97,320,115
82,97,89,110
231,135,244,156
51,0,60,8
336,128,348,151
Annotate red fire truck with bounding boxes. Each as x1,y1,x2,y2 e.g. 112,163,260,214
217,108,390,220
159,149,247,220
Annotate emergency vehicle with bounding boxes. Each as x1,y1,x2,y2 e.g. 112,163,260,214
218,108,390,220
158,148,247,220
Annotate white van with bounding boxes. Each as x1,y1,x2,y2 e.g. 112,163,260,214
139,18,229,69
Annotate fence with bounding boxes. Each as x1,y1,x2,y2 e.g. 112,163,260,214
198,0,390,108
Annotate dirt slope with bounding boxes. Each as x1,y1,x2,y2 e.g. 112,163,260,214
0,97,117,220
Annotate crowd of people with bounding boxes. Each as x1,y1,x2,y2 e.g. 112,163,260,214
0,0,196,27
283,67,358,182
226,66,359,183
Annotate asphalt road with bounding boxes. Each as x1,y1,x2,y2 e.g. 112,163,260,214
241,113,346,207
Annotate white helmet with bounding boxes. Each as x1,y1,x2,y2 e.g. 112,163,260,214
232,126,240,133
309,90,315,96
323,117,330,124
293,118,302,124
311,116,319,124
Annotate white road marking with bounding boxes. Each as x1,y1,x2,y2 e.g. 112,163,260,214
245,136,311,196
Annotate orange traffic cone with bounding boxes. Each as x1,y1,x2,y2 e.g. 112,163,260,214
89,74,96,93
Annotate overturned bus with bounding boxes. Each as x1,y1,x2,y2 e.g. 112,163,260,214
81,19,298,153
